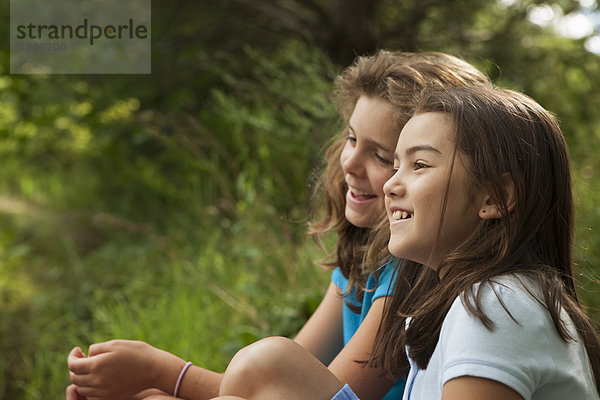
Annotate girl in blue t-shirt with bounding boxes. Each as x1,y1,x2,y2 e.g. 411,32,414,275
66,51,490,400
214,86,600,400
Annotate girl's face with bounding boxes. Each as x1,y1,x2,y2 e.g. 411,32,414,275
340,96,398,228
383,112,485,270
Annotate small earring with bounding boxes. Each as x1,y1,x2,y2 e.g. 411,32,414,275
481,209,486,214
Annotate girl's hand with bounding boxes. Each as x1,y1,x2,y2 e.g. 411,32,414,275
68,340,165,399
132,389,171,399
66,384,168,400
66,383,87,400
66,347,87,400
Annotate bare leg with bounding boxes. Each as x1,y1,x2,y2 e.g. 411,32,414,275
210,397,247,400
219,337,344,400
137,393,244,400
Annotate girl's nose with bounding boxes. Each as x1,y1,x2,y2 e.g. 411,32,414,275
341,147,365,177
383,172,405,198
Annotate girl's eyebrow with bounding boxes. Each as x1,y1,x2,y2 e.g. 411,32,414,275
393,144,442,160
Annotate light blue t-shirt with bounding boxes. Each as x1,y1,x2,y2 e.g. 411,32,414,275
331,260,405,399
402,275,599,400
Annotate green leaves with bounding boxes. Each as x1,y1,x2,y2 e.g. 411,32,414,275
1,1,600,397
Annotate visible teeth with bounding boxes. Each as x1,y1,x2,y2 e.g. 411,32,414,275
392,210,411,220
350,187,369,196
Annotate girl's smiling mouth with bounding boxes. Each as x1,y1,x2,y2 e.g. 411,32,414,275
348,185,377,201
391,209,412,220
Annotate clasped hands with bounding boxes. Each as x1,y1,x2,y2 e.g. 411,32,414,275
66,340,176,400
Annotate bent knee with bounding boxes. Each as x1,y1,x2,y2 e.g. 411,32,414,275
220,336,298,396
228,336,298,374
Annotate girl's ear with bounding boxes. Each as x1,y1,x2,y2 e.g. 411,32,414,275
478,174,516,220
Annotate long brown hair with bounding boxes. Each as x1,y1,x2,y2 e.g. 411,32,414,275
371,86,600,393
308,51,490,307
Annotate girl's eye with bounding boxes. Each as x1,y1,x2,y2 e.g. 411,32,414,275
375,153,393,165
346,135,357,145
414,162,429,170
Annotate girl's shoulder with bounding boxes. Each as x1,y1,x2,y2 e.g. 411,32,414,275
460,274,544,315
376,258,401,278
445,273,558,338
438,274,598,400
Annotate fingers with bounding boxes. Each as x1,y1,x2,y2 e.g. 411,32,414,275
67,345,105,399
70,347,87,359
66,384,86,400
88,340,115,357
88,339,138,357
68,347,91,375
71,379,110,400
69,368,92,387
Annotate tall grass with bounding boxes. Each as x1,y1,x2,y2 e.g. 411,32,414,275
0,196,330,399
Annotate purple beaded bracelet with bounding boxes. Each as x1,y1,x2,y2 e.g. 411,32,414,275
174,361,193,398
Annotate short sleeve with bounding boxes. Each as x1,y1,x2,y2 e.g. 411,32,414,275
439,281,558,400
405,276,598,400
331,267,348,293
372,261,399,300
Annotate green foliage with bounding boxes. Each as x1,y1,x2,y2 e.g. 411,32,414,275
5,220,329,398
88,225,328,373
197,41,338,215
0,0,599,398
0,33,339,397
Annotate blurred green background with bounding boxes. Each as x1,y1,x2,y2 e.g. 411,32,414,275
1,0,599,398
